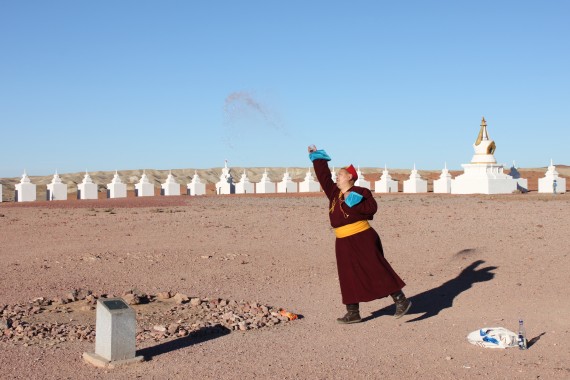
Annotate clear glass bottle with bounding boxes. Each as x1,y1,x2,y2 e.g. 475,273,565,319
518,319,527,350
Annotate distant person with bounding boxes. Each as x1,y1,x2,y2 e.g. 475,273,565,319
553,179,557,194
308,145,411,323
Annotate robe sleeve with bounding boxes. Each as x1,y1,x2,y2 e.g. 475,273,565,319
348,188,377,217
312,158,336,201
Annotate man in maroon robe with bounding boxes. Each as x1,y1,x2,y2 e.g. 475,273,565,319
308,145,411,324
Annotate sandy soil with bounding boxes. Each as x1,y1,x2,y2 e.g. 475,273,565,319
0,192,569,379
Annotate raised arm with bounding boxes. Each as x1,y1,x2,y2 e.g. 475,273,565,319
308,145,336,200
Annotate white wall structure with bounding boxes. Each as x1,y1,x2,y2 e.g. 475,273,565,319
403,164,428,193
161,171,181,196
187,170,206,196
256,169,275,194
107,171,127,199
451,117,522,194
78,171,98,200
277,169,297,193
135,171,155,197
215,161,235,195
433,163,452,194
331,166,337,183
47,171,68,201
538,160,566,194
508,161,528,192
354,166,370,189
15,171,36,202
235,169,254,194
299,168,320,193
375,165,398,193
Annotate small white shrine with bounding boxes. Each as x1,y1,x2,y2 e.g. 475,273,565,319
354,166,370,189
47,171,68,201
135,171,155,197
433,163,452,194
331,166,337,183
538,160,566,194
187,170,206,196
403,164,428,193
107,171,127,199
451,117,522,194
256,169,275,193
15,171,36,202
78,171,98,200
0,182,2,202
375,165,398,193
299,168,320,193
235,169,254,194
277,169,296,193
215,161,235,195
161,171,181,196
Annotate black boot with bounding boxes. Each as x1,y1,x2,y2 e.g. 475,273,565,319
336,303,362,324
391,291,411,319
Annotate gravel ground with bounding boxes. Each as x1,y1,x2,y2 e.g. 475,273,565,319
1,192,569,379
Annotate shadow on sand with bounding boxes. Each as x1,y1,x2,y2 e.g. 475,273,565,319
363,259,497,323
137,324,231,360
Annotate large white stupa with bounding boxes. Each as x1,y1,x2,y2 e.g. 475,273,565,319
451,117,522,194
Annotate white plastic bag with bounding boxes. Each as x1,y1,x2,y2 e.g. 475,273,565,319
467,327,518,349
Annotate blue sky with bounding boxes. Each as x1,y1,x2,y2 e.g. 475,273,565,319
1,1,569,178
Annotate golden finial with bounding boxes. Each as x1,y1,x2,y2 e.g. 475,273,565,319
481,116,487,127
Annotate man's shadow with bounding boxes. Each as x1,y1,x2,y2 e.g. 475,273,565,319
137,324,231,360
364,259,497,323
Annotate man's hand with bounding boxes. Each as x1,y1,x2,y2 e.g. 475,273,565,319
308,145,317,153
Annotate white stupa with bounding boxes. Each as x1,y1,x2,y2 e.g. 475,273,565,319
451,117,521,194
47,170,68,201
403,164,428,193
354,166,370,189
187,170,206,196
107,170,127,198
135,170,155,197
0,182,2,202
299,168,320,193
216,161,235,195
375,165,398,193
538,160,566,194
433,163,452,194
235,169,254,194
15,171,36,202
331,166,337,183
277,169,296,193
161,171,181,196
256,169,275,193
78,171,98,200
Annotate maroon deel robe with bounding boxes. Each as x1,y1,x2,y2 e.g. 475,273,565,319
313,159,405,304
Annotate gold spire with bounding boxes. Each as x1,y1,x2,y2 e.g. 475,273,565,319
474,116,487,146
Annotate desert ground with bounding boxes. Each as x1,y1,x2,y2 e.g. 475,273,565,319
1,191,569,379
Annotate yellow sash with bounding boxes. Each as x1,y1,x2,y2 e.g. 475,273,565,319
334,220,370,238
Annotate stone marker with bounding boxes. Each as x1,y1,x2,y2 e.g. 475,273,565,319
83,297,143,368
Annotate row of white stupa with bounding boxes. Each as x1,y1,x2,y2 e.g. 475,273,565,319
2,118,566,202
